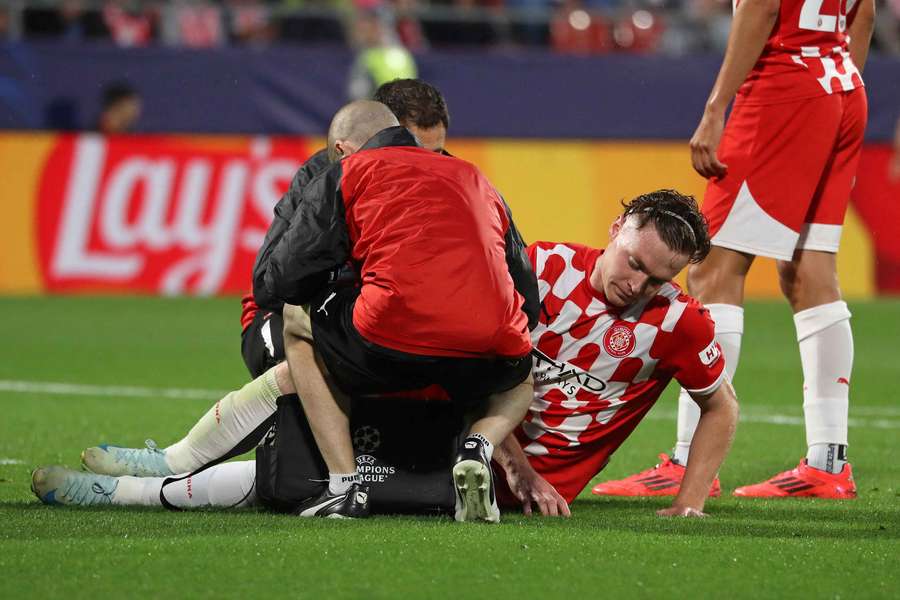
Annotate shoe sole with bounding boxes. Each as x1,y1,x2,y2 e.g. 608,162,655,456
591,486,721,498
80,450,101,475
30,467,64,505
81,448,129,477
591,486,680,497
733,490,858,499
453,460,499,523
30,468,44,499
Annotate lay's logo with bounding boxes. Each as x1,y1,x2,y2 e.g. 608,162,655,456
33,133,314,295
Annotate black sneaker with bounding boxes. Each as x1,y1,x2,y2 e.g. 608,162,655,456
452,436,500,523
294,482,371,519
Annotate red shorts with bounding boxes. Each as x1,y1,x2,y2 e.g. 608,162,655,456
703,88,867,261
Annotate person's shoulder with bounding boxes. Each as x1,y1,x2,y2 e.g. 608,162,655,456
531,240,598,256
285,148,333,195
528,241,600,277
298,148,331,177
654,283,715,337
348,144,438,171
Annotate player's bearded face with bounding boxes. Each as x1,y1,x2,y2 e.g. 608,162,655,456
597,217,690,307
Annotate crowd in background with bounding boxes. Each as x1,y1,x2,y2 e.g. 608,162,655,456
0,0,897,55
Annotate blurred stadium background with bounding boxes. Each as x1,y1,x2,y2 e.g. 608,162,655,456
1,1,899,597
0,0,899,298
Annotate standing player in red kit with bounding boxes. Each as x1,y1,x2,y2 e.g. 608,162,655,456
594,0,875,499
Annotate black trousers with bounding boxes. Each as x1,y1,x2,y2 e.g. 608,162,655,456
241,303,465,514
241,310,285,379
310,286,532,408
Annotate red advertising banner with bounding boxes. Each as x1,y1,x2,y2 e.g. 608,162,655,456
35,134,316,295
1,133,896,297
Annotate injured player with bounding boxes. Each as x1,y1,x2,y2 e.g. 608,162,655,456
32,189,738,519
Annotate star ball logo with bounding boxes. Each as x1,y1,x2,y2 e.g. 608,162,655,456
353,425,381,453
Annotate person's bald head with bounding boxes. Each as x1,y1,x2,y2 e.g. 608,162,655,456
327,100,400,162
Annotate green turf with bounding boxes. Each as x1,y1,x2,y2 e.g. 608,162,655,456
0,297,897,599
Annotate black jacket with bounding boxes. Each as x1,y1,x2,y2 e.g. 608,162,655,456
251,148,331,313
252,128,539,330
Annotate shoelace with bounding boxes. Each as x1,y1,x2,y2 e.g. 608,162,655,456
62,474,115,506
640,454,674,475
110,439,165,470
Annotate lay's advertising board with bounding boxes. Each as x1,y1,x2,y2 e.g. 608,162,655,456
1,132,896,298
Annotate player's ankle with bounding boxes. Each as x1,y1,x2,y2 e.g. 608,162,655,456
806,443,848,474
672,443,691,466
462,433,494,462
328,472,361,495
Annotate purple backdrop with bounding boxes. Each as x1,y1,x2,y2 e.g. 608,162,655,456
1,42,897,140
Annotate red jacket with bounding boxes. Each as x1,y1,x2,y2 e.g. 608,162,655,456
256,127,536,359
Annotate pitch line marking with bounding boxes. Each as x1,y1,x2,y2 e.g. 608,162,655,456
1,379,898,430
646,410,899,430
0,379,225,401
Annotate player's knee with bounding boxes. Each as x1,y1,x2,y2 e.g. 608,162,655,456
273,361,294,395
777,256,840,310
686,250,750,305
685,262,706,297
776,260,799,302
282,304,313,341
686,260,721,300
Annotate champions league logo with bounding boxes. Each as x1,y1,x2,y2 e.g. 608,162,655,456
353,425,382,453
355,454,397,483
354,426,396,484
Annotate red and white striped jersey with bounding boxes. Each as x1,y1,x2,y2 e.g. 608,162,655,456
737,0,865,105
513,242,725,500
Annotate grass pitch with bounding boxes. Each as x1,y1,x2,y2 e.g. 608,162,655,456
0,296,897,599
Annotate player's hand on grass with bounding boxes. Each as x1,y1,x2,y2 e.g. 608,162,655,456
690,109,728,180
657,506,708,518
508,467,571,517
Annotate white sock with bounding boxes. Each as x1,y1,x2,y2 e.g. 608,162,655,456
112,475,167,507
467,433,495,462
112,461,257,508
674,303,744,465
806,443,848,474
164,367,281,474
795,301,853,471
329,472,361,495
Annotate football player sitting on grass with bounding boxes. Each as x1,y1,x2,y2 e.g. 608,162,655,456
33,190,738,519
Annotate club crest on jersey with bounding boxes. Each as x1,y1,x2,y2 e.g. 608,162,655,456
603,324,636,358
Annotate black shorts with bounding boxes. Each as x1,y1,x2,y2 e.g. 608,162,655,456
310,286,532,407
240,310,285,379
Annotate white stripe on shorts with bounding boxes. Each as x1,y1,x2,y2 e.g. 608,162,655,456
710,181,799,261
796,223,842,253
